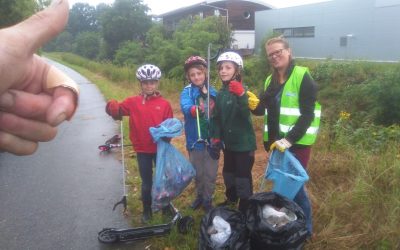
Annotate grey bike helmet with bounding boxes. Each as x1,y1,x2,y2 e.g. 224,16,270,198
136,64,162,81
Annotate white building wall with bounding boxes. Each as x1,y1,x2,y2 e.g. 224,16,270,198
232,30,255,49
255,0,400,61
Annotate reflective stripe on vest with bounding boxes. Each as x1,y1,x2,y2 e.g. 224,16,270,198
263,66,321,145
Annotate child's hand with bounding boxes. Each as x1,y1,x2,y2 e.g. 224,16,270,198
229,81,245,96
105,100,121,120
190,105,197,117
190,104,205,117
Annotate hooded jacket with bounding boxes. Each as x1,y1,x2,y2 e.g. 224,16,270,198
180,83,217,151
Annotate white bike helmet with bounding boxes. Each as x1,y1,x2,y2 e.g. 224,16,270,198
217,51,243,69
136,64,162,81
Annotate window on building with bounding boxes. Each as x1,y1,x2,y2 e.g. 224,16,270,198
273,26,315,38
340,36,347,47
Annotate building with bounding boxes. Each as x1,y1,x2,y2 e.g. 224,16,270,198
255,0,400,62
157,0,274,52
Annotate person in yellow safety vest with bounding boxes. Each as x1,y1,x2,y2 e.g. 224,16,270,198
251,36,321,240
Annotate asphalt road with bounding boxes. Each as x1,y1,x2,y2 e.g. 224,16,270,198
0,60,144,250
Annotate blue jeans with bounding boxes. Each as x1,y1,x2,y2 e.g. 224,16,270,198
137,153,156,207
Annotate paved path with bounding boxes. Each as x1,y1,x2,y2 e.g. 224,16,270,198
0,60,143,250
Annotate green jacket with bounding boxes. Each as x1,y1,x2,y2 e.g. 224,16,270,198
210,83,257,152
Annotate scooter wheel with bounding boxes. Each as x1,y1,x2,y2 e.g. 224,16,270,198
98,145,111,152
177,216,194,234
98,228,119,243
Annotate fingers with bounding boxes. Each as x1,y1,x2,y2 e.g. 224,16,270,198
0,112,57,142
0,132,38,156
0,90,52,120
14,0,69,54
46,87,78,126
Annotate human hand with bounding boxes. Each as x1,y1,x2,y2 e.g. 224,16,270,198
190,104,204,118
190,105,197,117
0,0,79,155
270,138,292,152
247,91,260,110
106,100,122,120
228,81,245,96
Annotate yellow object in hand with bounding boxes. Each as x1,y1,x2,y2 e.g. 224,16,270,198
247,91,260,111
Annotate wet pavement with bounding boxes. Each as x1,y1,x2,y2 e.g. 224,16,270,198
0,60,144,250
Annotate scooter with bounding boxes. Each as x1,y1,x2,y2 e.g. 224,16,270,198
98,134,132,152
98,203,194,243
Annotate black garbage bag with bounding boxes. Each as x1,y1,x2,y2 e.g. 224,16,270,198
199,206,250,250
246,192,308,250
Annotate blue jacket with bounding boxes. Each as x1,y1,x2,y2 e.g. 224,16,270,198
180,83,217,151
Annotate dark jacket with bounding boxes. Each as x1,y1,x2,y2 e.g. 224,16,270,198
210,83,257,152
252,62,317,150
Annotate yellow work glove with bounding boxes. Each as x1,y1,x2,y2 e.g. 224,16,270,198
270,138,292,152
247,90,260,111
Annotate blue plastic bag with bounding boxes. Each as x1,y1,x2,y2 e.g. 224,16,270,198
149,118,196,210
265,150,309,200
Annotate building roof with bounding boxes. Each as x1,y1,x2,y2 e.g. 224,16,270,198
157,0,275,17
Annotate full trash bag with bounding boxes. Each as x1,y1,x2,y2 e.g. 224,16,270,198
246,192,308,250
199,206,249,250
149,118,196,210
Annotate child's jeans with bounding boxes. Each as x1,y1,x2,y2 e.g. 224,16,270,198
137,152,156,207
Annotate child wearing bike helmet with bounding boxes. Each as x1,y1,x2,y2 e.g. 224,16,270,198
105,64,173,223
180,56,218,213
209,52,257,213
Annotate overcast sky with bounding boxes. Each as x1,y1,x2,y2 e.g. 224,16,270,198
68,0,329,15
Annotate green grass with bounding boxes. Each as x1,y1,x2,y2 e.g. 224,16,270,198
47,52,400,250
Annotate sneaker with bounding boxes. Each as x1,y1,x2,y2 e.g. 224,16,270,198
189,196,203,210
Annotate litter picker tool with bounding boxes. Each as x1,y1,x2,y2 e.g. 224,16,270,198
206,43,223,119
191,100,208,149
113,121,127,214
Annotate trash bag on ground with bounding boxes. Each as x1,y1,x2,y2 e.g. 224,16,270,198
199,206,249,250
246,192,308,250
149,118,196,210
209,216,231,248
265,150,309,200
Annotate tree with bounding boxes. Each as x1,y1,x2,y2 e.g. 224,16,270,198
49,31,74,52
144,16,232,78
67,3,99,37
114,41,146,66
100,0,152,59
73,32,101,59
0,0,37,28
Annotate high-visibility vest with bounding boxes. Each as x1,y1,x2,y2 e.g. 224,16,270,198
263,66,321,145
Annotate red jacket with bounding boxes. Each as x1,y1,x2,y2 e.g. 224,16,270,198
118,93,173,153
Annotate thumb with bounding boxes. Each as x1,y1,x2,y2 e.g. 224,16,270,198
13,0,69,54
